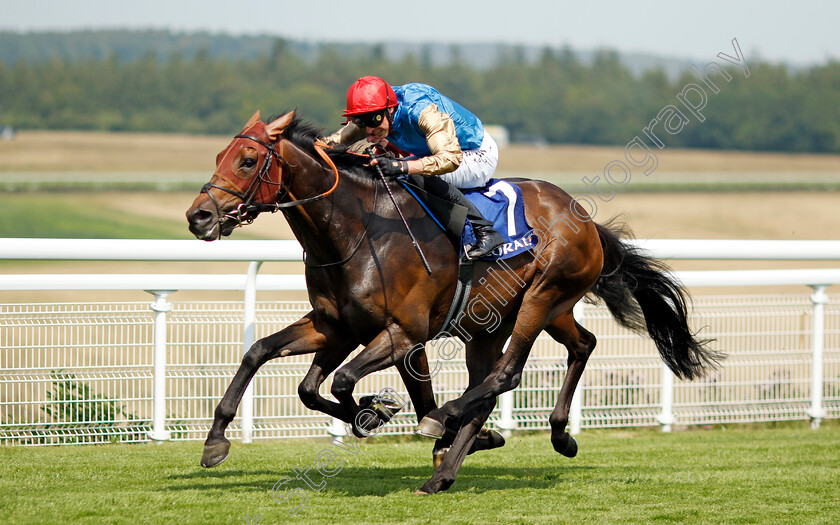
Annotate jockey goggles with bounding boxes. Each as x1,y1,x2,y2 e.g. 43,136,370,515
351,110,387,129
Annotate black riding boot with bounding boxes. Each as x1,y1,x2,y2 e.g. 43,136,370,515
407,175,505,260
460,196,505,259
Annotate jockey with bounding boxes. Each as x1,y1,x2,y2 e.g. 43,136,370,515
325,76,505,260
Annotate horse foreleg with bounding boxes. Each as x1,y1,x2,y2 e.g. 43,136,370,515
395,348,437,421
298,340,437,438
544,313,597,458
297,344,359,423
330,324,418,437
201,312,344,468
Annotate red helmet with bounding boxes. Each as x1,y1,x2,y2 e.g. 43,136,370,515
343,76,398,116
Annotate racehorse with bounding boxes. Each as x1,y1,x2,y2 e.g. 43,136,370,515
186,110,719,494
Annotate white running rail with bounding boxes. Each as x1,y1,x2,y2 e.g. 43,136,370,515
1,238,838,445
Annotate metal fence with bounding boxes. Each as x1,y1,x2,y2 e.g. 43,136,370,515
2,294,838,446
1,239,839,446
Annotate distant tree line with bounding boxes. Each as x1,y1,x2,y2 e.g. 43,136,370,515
1,34,838,152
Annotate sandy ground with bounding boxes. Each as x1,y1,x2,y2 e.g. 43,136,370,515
499,143,840,173
2,130,839,173
1,131,838,301
116,189,840,242
2,189,838,302
0,131,227,173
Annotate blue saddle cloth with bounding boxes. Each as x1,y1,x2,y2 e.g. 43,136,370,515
461,179,536,260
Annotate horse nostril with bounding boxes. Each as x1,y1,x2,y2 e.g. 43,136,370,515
189,209,214,224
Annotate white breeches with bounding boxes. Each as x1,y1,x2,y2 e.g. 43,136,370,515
439,131,498,189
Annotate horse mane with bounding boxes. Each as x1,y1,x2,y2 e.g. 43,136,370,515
270,111,371,171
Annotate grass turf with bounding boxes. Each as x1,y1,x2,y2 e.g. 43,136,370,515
1,424,838,524
0,193,192,239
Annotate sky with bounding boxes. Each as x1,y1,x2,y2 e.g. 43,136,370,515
1,0,838,65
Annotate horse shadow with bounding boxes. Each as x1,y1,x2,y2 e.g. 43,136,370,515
162,463,594,496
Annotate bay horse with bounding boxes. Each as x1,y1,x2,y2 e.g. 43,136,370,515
186,110,718,494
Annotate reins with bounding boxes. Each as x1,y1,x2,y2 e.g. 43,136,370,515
302,177,379,269
273,141,340,209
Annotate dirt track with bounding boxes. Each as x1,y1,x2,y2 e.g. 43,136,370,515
4,130,839,173
114,189,840,242
2,132,838,300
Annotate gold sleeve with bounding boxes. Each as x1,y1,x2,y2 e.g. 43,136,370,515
416,104,463,176
322,122,366,146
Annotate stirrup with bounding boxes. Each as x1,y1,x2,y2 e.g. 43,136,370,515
464,230,504,260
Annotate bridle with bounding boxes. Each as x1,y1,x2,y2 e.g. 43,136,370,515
201,132,341,230
200,126,380,268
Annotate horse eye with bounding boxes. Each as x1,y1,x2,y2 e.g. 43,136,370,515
241,157,257,169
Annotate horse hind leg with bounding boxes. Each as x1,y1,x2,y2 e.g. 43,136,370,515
430,324,513,468
419,398,497,494
417,290,561,438
544,312,597,458
419,323,515,494
432,410,506,469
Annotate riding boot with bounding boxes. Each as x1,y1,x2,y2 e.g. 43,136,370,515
408,175,505,260
460,195,506,260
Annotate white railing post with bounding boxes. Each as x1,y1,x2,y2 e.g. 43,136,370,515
657,363,675,433
498,390,517,437
497,337,517,437
568,389,582,435
808,285,829,429
328,418,347,445
147,290,175,441
569,301,586,435
241,261,262,444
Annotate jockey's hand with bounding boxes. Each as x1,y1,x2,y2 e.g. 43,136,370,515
375,158,410,177
367,137,390,150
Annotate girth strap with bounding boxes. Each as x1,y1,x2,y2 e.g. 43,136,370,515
439,260,475,336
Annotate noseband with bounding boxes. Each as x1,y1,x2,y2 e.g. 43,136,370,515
201,133,341,231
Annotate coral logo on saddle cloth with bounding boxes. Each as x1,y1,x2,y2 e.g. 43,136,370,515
463,179,537,260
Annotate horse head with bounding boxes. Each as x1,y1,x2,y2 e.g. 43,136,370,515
186,110,297,240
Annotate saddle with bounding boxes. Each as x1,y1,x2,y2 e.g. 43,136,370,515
398,177,536,261
398,177,537,336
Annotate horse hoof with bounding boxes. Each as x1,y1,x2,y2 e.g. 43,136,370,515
413,490,431,496
201,439,231,468
414,417,445,439
358,394,403,424
470,428,505,454
552,433,578,458
433,447,450,469
354,411,384,437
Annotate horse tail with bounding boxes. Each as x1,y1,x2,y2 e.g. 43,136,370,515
589,219,721,380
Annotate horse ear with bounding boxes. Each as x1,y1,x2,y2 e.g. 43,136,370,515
266,111,296,141
244,110,261,129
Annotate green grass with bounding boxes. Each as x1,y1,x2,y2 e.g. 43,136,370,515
1,425,838,524
0,193,191,239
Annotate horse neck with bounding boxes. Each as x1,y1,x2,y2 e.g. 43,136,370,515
280,141,374,265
